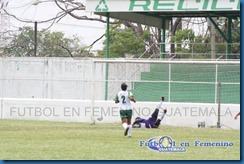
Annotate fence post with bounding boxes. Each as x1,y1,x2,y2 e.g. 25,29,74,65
91,60,96,125
217,82,221,128
168,63,171,102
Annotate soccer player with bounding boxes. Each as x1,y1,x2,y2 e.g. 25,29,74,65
115,83,136,138
132,96,167,128
234,112,240,120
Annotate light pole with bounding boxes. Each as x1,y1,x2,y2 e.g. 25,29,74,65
32,0,52,56
34,21,37,57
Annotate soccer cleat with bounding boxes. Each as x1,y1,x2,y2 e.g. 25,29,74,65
154,119,161,128
124,127,129,136
128,136,132,138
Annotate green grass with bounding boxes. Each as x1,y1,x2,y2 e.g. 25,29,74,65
0,119,240,160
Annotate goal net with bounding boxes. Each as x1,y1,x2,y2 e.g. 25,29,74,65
92,59,240,104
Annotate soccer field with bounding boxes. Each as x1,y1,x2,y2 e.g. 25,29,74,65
0,119,240,160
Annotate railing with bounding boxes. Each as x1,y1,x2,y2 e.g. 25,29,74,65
159,42,240,59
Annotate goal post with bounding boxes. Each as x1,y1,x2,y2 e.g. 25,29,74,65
91,59,240,126
92,59,239,102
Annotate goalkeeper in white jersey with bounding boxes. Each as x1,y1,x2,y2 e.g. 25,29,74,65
114,83,136,138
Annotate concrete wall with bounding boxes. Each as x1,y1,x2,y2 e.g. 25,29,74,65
0,58,100,99
0,98,240,130
0,57,149,100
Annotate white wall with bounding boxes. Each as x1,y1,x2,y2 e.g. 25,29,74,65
0,57,149,100
0,98,240,129
0,58,100,99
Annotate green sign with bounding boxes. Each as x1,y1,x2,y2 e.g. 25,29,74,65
129,0,240,11
95,0,109,12
86,0,240,12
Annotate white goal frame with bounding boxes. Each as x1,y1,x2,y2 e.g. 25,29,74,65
90,59,240,126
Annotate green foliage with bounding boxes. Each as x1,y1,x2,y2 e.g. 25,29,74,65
169,18,240,59
170,29,195,58
101,25,150,58
231,19,240,43
213,18,240,58
3,26,85,57
171,29,195,51
0,119,240,160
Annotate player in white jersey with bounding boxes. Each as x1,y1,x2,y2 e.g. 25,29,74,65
115,83,136,138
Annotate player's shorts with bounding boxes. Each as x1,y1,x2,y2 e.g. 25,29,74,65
120,109,133,119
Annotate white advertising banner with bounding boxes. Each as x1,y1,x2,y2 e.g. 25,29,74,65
0,98,240,129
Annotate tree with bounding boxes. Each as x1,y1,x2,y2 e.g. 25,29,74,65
2,1,239,59
3,26,86,57
215,17,240,59
99,24,150,58
170,29,195,58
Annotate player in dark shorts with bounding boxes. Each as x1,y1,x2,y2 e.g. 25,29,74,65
132,97,167,128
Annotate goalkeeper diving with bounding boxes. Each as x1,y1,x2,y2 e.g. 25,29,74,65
132,96,167,128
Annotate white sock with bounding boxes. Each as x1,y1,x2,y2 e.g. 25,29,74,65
157,101,163,109
128,125,132,136
122,123,128,129
159,112,166,120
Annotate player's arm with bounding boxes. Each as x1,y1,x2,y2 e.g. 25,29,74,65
234,112,240,120
130,96,136,103
132,124,140,128
133,118,144,125
132,121,139,128
114,95,119,104
132,118,144,128
129,92,136,103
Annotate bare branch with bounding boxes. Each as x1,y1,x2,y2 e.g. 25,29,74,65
54,0,119,24
3,8,67,24
87,33,105,53
56,43,74,57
